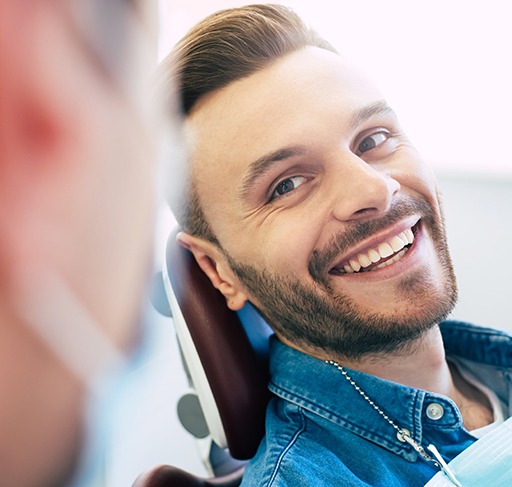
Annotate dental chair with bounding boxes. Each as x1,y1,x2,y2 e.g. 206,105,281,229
133,229,273,487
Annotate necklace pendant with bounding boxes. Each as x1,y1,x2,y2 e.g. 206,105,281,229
400,431,436,464
426,444,463,487
401,433,463,486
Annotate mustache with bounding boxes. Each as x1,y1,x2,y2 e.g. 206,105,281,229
308,197,436,281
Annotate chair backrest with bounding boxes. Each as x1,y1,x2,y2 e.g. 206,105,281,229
132,465,245,487
163,229,273,460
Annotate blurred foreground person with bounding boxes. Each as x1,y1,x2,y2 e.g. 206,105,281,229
0,1,158,486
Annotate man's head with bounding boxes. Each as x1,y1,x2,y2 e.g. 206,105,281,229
163,4,457,362
160,4,336,244
0,1,155,486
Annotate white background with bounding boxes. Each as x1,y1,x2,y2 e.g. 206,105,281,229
160,0,512,178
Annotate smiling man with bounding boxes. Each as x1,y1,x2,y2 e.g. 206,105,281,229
161,4,512,486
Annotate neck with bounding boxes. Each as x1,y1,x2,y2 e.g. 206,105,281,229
341,326,452,395
339,327,495,430
280,326,452,394
282,326,494,430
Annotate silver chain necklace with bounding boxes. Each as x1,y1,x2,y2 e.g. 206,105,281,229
327,360,463,487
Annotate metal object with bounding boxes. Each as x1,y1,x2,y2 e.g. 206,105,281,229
327,360,463,487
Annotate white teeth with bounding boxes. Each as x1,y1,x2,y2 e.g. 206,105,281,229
358,253,372,268
389,235,406,252
368,248,381,263
397,232,408,245
334,225,416,274
349,259,361,272
404,228,414,244
378,242,394,258
375,248,407,269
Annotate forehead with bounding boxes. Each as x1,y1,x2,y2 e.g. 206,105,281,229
185,46,383,226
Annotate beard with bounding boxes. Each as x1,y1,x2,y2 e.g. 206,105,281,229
223,195,458,361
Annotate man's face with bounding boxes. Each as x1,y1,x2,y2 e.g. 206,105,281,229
187,47,457,360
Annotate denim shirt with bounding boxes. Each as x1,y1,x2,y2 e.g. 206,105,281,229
240,321,512,486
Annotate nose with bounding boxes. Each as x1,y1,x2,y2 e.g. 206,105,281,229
329,155,400,222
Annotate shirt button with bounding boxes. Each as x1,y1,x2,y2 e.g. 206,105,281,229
426,402,445,420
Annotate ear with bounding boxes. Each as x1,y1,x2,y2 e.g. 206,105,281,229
177,232,248,311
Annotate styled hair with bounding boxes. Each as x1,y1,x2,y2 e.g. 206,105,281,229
158,4,336,243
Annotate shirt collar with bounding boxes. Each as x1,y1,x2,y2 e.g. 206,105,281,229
441,320,512,367
268,320,512,462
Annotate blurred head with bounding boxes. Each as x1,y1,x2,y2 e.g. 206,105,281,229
0,0,156,486
162,4,457,362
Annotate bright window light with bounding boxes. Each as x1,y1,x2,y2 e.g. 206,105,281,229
160,0,512,177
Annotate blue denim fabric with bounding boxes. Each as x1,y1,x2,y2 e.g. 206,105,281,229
240,321,512,486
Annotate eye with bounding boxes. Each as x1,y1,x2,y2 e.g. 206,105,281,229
356,132,389,154
270,175,307,200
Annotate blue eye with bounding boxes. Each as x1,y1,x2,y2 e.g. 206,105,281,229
357,132,388,154
271,176,307,200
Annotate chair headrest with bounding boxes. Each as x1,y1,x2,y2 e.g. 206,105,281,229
164,229,272,459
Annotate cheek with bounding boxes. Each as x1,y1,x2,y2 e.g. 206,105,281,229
258,216,324,275
393,149,439,205
219,208,318,276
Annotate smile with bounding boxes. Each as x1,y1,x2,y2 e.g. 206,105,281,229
330,226,416,275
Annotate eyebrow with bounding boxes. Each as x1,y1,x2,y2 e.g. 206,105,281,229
239,146,308,200
239,100,395,201
349,100,396,131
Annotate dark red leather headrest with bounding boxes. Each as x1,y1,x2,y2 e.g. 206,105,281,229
166,230,271,459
